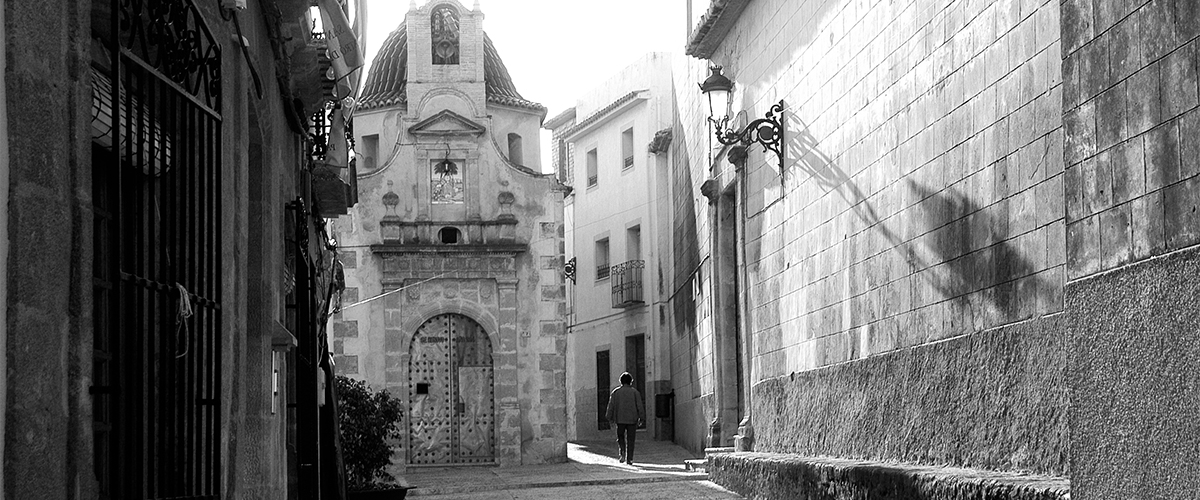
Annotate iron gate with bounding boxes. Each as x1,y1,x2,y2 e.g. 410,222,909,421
92,0,223,498
408,314,495,465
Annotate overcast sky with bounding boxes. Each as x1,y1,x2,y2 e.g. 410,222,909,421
358,0,690,170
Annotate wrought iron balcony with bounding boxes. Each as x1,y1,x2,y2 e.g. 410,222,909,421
610,260,645,308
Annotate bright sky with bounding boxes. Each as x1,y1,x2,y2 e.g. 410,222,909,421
359,0,690,171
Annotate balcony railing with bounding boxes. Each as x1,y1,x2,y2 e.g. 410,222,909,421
611,260,645,308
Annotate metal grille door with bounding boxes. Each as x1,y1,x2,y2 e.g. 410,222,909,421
409,314,495,465
92,0,223,498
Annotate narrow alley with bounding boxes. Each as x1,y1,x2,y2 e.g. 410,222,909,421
3,0,1199,499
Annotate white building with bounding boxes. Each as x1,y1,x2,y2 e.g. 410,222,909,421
546,53,676,442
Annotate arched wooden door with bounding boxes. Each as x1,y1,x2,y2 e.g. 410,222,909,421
408,314,495,465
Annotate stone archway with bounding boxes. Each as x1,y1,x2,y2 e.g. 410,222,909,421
407,313,495,465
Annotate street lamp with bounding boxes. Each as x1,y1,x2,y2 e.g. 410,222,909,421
699,66,785,171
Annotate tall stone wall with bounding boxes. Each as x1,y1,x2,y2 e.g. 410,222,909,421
1060,0,1200,497
727,0,1065,379
1061,0,1200,277
4,0,95,497
674,0,1070,474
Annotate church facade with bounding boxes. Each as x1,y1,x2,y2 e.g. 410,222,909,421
333,0,569,470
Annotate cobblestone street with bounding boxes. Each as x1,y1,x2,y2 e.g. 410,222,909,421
403,440,741,499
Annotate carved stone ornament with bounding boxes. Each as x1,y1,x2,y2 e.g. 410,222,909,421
700,178,720,204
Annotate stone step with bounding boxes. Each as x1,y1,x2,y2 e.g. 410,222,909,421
709,453,1070,500
703,446,735,460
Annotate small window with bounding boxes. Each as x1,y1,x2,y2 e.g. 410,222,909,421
586,149,598,187
416,383,430,395
595,238,610,280
621,127,634,169
507,133,523,165
439,227,461,244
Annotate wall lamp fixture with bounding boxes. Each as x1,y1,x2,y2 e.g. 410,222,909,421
699,66,785,171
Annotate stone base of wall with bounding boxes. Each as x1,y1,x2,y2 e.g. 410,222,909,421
1068,246,1200,499
710,453,1069,500
752,315,1070,476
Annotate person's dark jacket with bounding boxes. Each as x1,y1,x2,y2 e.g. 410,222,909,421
605,385,645,425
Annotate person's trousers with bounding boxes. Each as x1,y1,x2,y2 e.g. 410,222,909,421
616,423,637,462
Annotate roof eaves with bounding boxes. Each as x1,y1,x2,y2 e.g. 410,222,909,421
684,0,752,58
486,94,547,113
560,90,648,140
543,107,577,130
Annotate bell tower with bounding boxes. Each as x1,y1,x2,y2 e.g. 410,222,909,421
406,0,487,108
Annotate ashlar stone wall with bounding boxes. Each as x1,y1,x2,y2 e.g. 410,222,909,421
675,0,1070,475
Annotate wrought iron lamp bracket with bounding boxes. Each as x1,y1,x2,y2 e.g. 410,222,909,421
709,100,786,172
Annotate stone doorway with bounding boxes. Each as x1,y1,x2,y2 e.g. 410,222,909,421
408,313,496,465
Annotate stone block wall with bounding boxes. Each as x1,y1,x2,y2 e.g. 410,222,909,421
674,0,1071,475
722,0,1066,379
1061,0,1200,278
1060,1,1200,497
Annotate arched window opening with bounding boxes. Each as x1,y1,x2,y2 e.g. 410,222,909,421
431,5,460,65
507,133,523,165
439,226,461,244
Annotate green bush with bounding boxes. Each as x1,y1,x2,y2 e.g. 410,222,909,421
336,375,404,491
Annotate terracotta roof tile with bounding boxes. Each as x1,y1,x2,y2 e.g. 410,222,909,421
359,23,545,113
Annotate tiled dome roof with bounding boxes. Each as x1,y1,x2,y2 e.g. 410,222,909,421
358,23,545,112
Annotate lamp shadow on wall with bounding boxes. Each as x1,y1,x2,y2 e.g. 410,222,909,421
781,116,1045,344
666,97,706,428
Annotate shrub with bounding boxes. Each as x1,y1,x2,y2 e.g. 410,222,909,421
336,375,404,491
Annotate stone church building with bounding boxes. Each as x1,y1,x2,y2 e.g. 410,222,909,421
333,0,569,469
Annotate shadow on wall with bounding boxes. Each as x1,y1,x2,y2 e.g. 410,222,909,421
775,117,1046,346
666,81,706,450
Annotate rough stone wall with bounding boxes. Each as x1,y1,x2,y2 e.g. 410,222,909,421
1060,0,1200,277
753,316,1069,475
5,0,307,498
1067,249,1200,499
235,1,307,496
709,453,1070,500
4,0,95,498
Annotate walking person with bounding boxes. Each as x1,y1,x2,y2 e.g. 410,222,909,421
605,372,645,465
